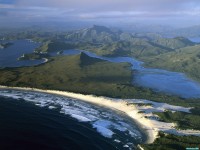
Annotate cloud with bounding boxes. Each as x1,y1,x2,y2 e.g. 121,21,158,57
0,0,200,26
14,0,200,12
0,4,15,8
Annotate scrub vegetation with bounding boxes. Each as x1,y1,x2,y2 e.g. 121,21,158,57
141,132,200,150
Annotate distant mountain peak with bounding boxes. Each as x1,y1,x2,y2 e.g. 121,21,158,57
90,25,112,33
65,25,117,43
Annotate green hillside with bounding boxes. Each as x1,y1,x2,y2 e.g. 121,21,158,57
5,25,200,84
152,37,194,49
27,25,200,83
65,25,119,43
1,52,194,104
0,53,133,96
143,44,200,81
34,40,76,53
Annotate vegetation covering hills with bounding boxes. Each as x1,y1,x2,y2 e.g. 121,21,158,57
32,25,194,54
1,52,196,104
2,25,196,58
34,40,76,53
155,111,200,130
3,25,199,83
143,44,200,81
142,132,200,150
95,40,173,57
152,37,194,49
0,53,132,96
18,25,200,82
34,39,174,58
65,25,120,43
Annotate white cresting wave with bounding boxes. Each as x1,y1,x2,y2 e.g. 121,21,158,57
0,87,144,150
1,85,200,146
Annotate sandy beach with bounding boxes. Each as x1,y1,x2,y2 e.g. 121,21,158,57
1,85,200,144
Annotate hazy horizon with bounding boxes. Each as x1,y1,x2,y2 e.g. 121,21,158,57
0,0,200,28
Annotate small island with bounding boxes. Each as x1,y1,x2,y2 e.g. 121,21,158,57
0,42,13,49
57,50,64,55
18,53,50,61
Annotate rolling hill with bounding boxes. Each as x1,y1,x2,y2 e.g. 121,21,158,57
143,44,200,81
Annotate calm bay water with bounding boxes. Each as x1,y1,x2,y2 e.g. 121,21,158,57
188,37,200,43
0,40,44,67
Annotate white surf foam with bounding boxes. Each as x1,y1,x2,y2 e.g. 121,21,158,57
1,85,200,146
0,89,142,149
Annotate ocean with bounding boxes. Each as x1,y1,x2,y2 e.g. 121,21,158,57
0,89,145,150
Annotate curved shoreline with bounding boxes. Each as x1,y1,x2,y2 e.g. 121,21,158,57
0,85,157,143
1,85,200,145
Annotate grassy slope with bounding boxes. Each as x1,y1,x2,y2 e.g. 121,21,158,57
34,40,200,83
0,53,159,99
142,44,200,82
90,40,173,58
0,53,131,96
0,53,197,104
36,40,173,58
28,29,200,82
152,37,194,49
34,40,76,53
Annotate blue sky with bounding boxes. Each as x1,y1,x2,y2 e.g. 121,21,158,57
0,0,16,4
0,0,200,27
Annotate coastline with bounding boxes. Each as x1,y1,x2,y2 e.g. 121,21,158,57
1,85,200,144
0,85,157,143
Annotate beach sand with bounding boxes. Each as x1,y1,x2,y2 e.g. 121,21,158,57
1,85,200,144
